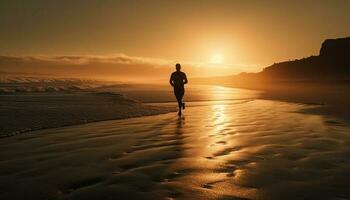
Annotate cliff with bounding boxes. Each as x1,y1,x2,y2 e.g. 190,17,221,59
258,37,350,81
319,37,350,60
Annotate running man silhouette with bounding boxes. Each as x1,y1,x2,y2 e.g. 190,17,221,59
170,63,188,116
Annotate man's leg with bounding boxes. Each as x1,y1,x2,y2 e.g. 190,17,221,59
181,89,185,110
176,95,182,115
175,89,184,115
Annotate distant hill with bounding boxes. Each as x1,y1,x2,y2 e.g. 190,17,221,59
260,37,350,81
194,37,350,88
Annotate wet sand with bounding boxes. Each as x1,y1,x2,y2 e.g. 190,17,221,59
0,92,175,137
0,83,258,137
1,99,350,199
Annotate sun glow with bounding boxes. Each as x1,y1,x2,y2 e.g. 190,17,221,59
210,53,224,64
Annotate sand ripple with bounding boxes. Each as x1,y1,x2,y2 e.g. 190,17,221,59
1,100,350,199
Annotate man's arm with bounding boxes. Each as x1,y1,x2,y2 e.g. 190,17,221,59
169,73,174,86
183,73,188,84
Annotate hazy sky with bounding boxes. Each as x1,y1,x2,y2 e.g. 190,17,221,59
1,0,350,72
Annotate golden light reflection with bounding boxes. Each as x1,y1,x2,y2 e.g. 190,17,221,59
205,86,244,101
211,104,230,145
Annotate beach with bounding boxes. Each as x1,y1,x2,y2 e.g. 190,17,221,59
1,96,350,199
0,81,258,137
0,92,175,137
2,1,350,199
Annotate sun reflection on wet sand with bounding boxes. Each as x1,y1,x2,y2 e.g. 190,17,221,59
1,99,350,199
162,100,350,199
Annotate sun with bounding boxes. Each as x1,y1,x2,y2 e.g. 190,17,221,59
210,53,224,64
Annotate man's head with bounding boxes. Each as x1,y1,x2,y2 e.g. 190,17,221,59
175,63,181,71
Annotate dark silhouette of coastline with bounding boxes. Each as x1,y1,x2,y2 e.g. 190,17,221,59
260,37,350,81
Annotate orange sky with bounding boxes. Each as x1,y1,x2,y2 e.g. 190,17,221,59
1,0,350,75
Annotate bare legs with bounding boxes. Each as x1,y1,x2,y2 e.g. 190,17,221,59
175,89,185,116
176,96,185,116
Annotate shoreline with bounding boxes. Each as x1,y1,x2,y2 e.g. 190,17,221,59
0,105,175,138
1,97,331,139
0,92,176,138
194,83,350,125
0,98,255,138
2,82,349,138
